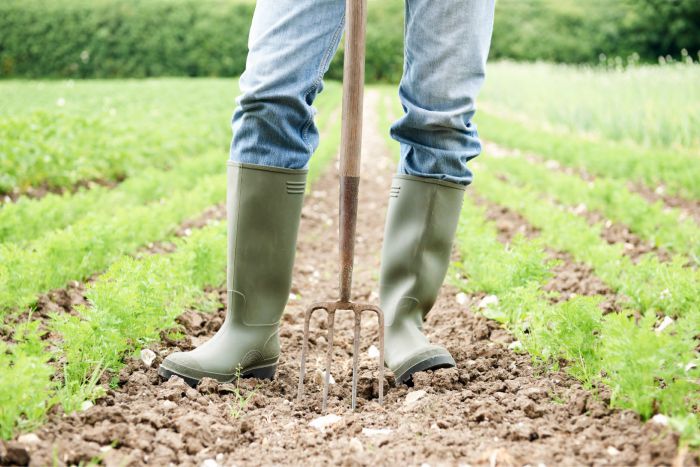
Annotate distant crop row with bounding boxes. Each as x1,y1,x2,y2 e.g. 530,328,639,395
481,62,700,150
0,80,342,315
476,148,700,263
475,170,700,320
475,111,700,200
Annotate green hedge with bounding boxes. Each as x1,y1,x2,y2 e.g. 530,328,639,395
0,0,405,82
3,0,697,81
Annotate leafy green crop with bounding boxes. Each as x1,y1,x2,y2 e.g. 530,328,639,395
475,111,700,199
478,150,700,263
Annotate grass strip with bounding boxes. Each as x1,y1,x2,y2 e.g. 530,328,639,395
0,150,224,246
475,110,700,200
454,196,700,446
474,167,700,320
479,150,700,263
0,173,226,314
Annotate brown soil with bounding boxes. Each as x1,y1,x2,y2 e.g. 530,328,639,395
0,177,121,206
485,139,700,232
7,92,695,467
564,203,672,263
632,182,700,226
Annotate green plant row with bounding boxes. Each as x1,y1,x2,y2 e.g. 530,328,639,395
0,81,342,246
475,168,700,319
0,150,223,246
453,196,700,445
0,108,224,195
0,320,55,440
0,172,227,314
0,222,226,440
475,110,700,199
0,104,344,439
53,222,227,411
478,150,700,263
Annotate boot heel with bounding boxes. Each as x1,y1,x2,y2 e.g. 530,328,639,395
242,364,276,380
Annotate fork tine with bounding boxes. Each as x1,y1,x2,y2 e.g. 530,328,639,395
297,305,323,403
322,308,337,413
372,306,385,405
351,309,361,410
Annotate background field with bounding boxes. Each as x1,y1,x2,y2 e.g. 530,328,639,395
1,0,699,464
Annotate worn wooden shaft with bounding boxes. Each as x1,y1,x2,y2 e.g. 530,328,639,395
338,0,367,303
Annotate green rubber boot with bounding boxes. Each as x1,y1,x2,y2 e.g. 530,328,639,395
159,162,307,387
380,174,465,385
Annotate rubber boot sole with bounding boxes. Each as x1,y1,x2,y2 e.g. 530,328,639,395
394,354,455,386
157,363,276,388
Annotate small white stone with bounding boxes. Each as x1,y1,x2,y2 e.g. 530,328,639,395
545,159,560,170
99,445,112,453
309,414,342,431
161,400,178,410
404,389,427,406
315,369,335,386
685,362,697,372
215,453,224,462
367,345,380,359
478,295,499,309
651,414,669,426
606,446,620,456
655,316,674,333
80,400,94,411
140,348,157,367
200,459,219,467
572,203,587,215
508,341,523,351
289,293,298,301
456,292,468,305
17,433,40,445
349,437,363,453
361,427,393,437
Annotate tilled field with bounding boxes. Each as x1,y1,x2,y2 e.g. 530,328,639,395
5,92,692,466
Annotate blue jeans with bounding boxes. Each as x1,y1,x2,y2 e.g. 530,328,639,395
231,0,495,186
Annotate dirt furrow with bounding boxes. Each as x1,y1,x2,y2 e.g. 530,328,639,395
484,140,700,227
0,178,122,206
474,195,622,311
9,92,690,467
0,203,227,346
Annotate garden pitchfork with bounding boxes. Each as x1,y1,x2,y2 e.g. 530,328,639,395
297,0,385,413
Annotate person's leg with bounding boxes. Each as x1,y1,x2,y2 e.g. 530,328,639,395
160,0,345,386
392,0,495,185
381,0,495,385
231,0,346,169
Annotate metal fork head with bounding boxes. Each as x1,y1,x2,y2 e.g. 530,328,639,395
297,300,385,413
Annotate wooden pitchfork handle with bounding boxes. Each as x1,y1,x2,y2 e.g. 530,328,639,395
338,0,367,303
